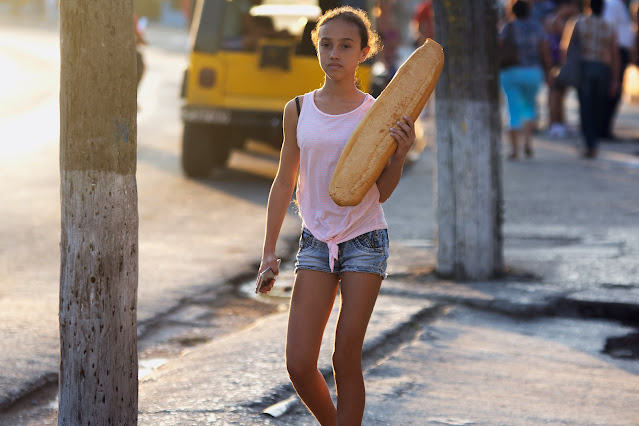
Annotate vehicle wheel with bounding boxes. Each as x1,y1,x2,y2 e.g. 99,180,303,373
210,131,233,168
182,123,213,177
181,123,232,177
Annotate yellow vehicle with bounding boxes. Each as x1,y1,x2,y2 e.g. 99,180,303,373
180,0,375,177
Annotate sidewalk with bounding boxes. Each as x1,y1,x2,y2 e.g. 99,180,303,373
136,289,639,425
135,98,639,424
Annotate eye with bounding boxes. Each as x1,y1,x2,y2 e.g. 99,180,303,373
342,44,352,49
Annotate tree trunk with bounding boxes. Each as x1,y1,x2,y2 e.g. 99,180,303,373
432,0,504,280
59,0,139,424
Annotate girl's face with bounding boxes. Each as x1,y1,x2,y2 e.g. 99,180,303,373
317,19,369,82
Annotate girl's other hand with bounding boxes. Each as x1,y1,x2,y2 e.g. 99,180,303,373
389,115,416,159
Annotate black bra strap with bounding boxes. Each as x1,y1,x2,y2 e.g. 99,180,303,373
295,96,301,116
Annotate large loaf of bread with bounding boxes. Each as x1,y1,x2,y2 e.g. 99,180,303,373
329,39,444,207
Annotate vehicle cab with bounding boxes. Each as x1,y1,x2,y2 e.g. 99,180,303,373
180,0,375,177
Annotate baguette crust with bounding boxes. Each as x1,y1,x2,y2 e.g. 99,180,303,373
329,39,444,206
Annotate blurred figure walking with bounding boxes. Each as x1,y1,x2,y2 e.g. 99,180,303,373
547,0,580,139
532,0,559,24
375,0,401,77
561,0,619,158
635,3,639,65
600,0,635,139
135,14,147,91
411,0,434,47
407,0,435,155
500,1,552,160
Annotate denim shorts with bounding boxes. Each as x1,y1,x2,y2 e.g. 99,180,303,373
294,228,389,278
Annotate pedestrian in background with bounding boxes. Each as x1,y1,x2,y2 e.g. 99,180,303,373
411,0,434,47
562,0,619,157
500,0,552,160
635,2,639,65
134,14,147,100
375,0,401,78
503,0,555,24
547,0,580,138
532,0,559,24
410,0,435,145
601,0,635,139
257,6,415,426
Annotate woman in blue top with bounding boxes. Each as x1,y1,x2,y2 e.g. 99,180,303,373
500,0,552,160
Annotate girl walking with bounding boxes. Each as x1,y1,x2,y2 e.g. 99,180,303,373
258,6,415,425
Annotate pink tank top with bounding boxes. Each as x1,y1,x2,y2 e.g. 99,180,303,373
296,90,388,271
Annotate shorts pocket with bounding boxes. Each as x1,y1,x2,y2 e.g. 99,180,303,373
299,228,316,251
352,229,388,254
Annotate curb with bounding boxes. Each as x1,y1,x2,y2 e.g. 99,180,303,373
380,278,639,327
554,296,639,327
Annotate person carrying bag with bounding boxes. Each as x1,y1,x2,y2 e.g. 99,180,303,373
555,17,581,88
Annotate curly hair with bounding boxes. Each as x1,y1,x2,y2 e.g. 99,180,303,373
311,6,382,60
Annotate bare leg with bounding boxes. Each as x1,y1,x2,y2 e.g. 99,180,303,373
549,85,568,126
557,87,566,124
332,272,382,426
286,270,340,426
509,129,520,159
549,86,560,125
523,120,535,157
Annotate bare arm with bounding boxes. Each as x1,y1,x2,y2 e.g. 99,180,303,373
376,115,416,203
559,17,578,63
539,39,553,84
259,100,300,289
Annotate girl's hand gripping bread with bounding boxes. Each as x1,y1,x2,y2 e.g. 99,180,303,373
329,39,444,206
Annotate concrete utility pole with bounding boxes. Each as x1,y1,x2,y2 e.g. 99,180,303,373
432,0,504,279
59,0,139,424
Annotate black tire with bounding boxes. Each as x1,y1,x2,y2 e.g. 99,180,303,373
210,132,233,168
181,123,232,177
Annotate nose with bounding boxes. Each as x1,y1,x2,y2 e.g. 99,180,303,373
330,46,339,59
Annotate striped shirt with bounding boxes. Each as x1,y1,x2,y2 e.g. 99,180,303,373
296,90,388,271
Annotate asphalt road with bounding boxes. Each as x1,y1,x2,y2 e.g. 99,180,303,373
0,23,301,410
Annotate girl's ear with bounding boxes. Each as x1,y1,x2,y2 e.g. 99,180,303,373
360,46,370,62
